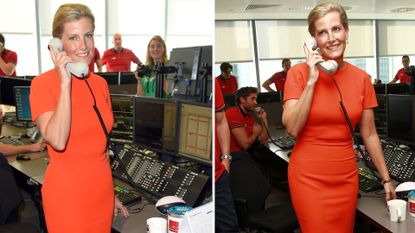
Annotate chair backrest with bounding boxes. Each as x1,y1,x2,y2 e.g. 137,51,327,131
230,153,271,214
0,155,22,224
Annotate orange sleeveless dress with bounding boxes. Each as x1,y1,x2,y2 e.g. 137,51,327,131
284,63,377,233
30,70,114,233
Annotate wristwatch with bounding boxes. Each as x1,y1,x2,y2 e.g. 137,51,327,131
221,154,232,161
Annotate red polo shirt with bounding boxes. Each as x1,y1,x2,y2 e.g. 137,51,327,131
225,106,255,153
271,71,287,93
0,49,17,76
101,48,139,72
89,48,101,72
215,79,226,182
394,68,411,83
215,75,238,95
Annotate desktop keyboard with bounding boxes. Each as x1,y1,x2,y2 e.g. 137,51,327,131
113,183,142,205
358,167,383,192
0,137,23,146
271,136,296,149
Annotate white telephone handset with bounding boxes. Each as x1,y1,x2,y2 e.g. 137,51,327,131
304,37,338,74
48,38,89,78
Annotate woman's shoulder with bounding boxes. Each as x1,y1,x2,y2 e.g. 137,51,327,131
32,69,58,86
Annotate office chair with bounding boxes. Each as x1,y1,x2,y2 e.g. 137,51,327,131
0,155,40,233
230,153,298,233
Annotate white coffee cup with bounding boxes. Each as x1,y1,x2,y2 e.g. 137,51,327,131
147,217,167,233
387,199,407,222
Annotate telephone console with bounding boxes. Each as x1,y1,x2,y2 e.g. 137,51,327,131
366,141,415,182
48,38,89,78
304,37,338,74
111,147,209,206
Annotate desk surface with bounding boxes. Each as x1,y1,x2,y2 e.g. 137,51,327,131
2,123,163,233
267,128,415,233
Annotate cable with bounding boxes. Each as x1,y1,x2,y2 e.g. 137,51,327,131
330,76,381,181
83,79,157,204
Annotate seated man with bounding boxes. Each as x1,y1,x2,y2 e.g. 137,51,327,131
225,87,269,156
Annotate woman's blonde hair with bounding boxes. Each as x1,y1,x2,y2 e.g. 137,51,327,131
145,35,168,65
52,3,95,38
308,2,348,36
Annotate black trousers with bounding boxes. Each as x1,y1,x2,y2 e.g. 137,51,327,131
215,171,240,233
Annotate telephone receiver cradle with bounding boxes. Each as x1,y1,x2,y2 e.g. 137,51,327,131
48,38,89,78
304,37,338,74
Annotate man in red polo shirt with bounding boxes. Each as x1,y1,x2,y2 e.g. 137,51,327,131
214,79,240,233
226,87,269,154
89,48,102,72
389,55,411,84
101,33,140,72
262,58,291,94
0,33,17,76
216,62,238,95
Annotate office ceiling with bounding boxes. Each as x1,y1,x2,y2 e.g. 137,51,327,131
216,0,415,20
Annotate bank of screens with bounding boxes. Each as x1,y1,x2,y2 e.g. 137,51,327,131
178,102,212,164
13,86,32,121
387,95,415,146
0,76,31,106
133,97,178,154
110,94,134,143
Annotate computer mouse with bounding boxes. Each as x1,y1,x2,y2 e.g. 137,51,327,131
16,154,31,161
155,196,186,215
396,182,415,192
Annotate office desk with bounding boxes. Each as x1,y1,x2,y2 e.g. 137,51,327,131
2,123,162,233
266,128,415,233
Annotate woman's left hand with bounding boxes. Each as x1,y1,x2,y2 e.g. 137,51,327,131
384,182,396,202
114,196,130,218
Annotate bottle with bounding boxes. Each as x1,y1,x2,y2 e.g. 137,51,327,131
409,190,415,217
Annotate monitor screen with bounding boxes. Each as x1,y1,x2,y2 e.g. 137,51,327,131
386,83,410,95
373,84,386,94
387,95,415,145
178,102,212,164
133,97,178,154
13,86,32,121
120,72,137,84
95,72,119,85
0,77,31,106
110,94,134,143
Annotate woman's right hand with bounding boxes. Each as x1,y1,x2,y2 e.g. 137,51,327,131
303,44,323,86
49,45,72,85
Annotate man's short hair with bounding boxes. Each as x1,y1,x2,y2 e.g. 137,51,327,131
0,33,4,46
220,62,232,72
236,87,258,104
282,58,290,64
403,55,410,61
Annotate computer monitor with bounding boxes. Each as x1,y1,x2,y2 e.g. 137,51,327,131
386,83,410,95
167,46,212,103
387,95,415,145
178,102,212,165
110,94,135,143
13,86,32,121
120,72,137,84
133,97,178,154
95,72,120,85
373,84,386,94
0,76,31,106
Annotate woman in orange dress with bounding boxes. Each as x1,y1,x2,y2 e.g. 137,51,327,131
30,4,128,233
282,3,396,233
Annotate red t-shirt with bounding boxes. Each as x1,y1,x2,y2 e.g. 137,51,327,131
101,48,140,72
226,106,255,153
394,68,411,83
215,75,238,95
271,71,287,93
215,79,226,182
0,49,17,76
89,48,101,72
